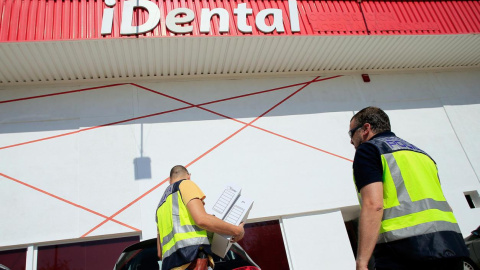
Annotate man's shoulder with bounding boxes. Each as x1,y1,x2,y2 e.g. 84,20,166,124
355,142,380,162
179,179,200,190
178,180,206,205
353,143,383,191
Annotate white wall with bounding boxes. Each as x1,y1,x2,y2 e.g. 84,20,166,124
281,210,356,269
1,70,479,268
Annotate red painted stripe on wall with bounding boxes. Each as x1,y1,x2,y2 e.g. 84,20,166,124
0,0,479,42
0,173,140,232
0,76,351,237
81,76,322,237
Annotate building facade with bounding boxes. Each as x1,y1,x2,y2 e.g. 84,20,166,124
1,0,480,269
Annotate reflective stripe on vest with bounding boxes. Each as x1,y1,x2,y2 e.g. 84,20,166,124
378,220,461,244
365,137,462,244
157,182,209,261
382,153,454,220
164,237,210,258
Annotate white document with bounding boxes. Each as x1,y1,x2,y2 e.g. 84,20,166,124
223,197,253,226
207,184,241,220
207,184,254,258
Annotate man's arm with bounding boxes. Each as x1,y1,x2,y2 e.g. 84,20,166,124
186,198,245,242
356,182,384,270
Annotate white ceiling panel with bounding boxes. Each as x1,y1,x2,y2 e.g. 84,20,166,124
0,35,479,85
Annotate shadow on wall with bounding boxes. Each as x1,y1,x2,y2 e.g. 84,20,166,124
134,156,152,180
134,123,152,180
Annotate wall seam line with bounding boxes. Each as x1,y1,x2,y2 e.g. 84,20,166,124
442,105,480,184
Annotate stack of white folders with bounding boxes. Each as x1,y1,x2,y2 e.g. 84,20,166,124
206,183,254,258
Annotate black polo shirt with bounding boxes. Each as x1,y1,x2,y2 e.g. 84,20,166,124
353,131,396,192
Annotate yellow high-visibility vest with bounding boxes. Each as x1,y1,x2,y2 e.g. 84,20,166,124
156,180,210,270
362,135,462,244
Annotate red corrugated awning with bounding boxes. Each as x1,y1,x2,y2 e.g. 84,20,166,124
1,0,479,42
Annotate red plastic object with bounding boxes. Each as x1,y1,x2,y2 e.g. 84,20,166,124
362,74,371,83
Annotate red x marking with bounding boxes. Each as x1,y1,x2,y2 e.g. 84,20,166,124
0,75,350,238
80,76,335,237
132,75,351,163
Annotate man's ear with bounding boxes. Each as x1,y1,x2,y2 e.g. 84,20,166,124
361,123,372,137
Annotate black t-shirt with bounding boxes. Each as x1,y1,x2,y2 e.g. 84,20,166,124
353,131,396,191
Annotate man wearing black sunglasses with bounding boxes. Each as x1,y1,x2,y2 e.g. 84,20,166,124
350,107,470,270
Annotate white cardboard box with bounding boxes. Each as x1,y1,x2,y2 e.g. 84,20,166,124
206,184,254,258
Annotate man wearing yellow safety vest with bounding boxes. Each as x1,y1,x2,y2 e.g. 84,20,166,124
156,165,245,270
349,107,469,270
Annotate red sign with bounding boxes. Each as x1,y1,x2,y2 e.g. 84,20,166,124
0,0,477,42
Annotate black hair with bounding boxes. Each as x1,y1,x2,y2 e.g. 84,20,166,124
351,106,391,134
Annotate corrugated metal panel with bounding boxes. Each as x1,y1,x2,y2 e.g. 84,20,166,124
0,35,479,84
362,0,480,35
300,0,368,35
1,0,480,42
